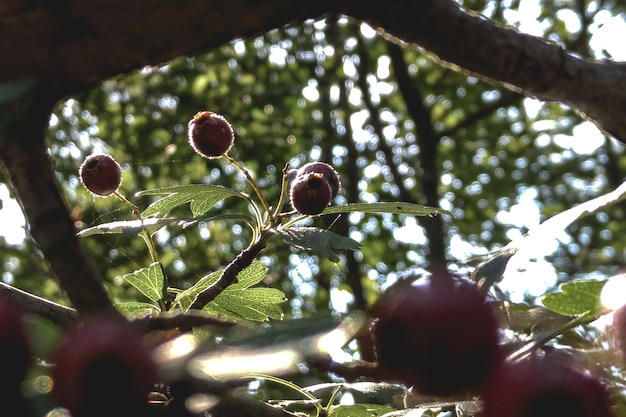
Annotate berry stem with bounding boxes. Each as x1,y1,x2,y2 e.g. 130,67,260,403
242,374,323,417
224,154,273,220
114,191,168,309
271,163,294,222
114,191,159,263
506,308,606,362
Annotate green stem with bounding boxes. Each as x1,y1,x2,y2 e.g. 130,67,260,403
271,163,294,222
114,191,168,309
506,309,605,362
243,374,322,417
224,154,273,220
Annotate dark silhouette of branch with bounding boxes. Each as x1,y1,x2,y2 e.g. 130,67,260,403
387,42,446,266
0,86,121,319
3,0,625,142
189,234,268,310
0,282,79,330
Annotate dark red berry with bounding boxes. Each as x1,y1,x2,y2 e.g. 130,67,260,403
188,111,234,159
52,317,157,417
296,162,341,199
370,271,502,396
79,154,122,197
0,296,32,388
482,355,613,417
290,172,333,215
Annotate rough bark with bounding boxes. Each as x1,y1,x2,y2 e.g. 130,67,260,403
2,0,625,142
0,85,122,319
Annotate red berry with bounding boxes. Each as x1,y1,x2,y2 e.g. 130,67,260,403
0,296,32,388
296,162,341,199
482,356,613,417
188,111,234,159
290,172,333,215
370,271,502,396
52,317,157,417
79,154,122,196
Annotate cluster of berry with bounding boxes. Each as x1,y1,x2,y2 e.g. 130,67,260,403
80,110,341,217
369,268,616,416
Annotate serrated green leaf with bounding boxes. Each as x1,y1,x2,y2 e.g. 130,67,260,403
208,287,286,321
173,261,286,321
234,259,268,288
123,262,165,303
541,280,607,316
174,270,223,312
322,202,453,217
136,184,248,218
274,227,362,262
115,301,160,317
77,218,178,237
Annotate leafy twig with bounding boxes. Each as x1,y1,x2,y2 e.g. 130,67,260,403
188,231,272,310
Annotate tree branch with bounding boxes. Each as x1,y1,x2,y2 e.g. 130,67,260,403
348,0,626,142
0,86,121,319
0,282,79,330
3,0,625,144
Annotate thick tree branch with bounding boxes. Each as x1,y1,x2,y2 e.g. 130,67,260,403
348,0,626,142
0,87,120,319
0,282,79,330
0,0,341,88
2,0,625,143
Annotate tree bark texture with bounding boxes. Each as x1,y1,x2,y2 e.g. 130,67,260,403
1,0,625,141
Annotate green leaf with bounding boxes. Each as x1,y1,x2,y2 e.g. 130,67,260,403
541,280,607,316
322,202,454,217
503,180,626,254
123,262,165,303
327,404,395,417
274,227,362,262
114,301,160,318
136,184,249,218
174,270,223,312
173,261,286,321
207,287,286,321
77,218,179,237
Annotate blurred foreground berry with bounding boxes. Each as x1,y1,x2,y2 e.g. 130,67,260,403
290,171,333,215
79,153,122,196
51,317,157,417
188,111,234,159
370,270,502,396
0,296,32,389
482,355,613,417
296,161,341,199
0,296,32,415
